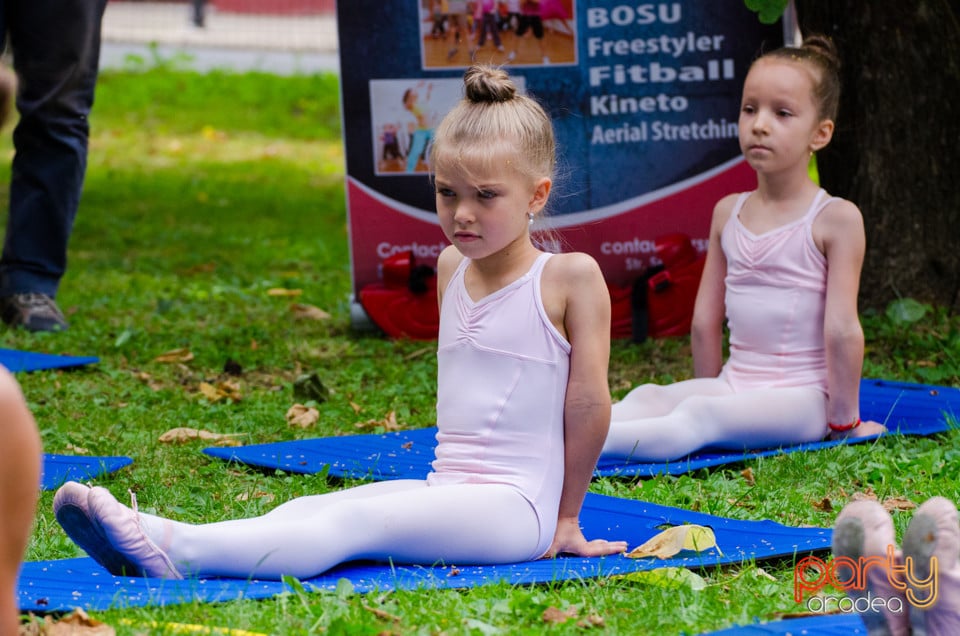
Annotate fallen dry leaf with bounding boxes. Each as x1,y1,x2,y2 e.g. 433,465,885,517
740,467,755,486
354,410,401,432
158,427,243,445
267,287,302,297
286,403,320,428
65,444,89,455
289,303,331,321
349,401,363,414
542,606,579,625
133,371,164,391
20,608,116,635
851,488,878,502
577,614,605,628
403,346,434,360
235,491,276,504
154,348,194,363
812,497,833,512
198,380,242,403
627,524,721,559
362,604,400,622
882,497,917,512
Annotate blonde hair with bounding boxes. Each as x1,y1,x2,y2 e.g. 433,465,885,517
757,34,842,123
431,65,555,185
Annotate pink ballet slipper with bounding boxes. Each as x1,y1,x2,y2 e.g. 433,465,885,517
53,481,143,576
86,486,182,579
902,497,960,636
832,499,911,635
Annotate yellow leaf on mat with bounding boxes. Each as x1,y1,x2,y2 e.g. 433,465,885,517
627,524,721,559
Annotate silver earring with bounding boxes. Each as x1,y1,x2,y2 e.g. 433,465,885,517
527,212,534,224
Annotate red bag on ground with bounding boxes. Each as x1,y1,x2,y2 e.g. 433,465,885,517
610,233,706,342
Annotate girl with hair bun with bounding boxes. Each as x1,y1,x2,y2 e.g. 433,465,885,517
51,65,626,582
603,35,886,460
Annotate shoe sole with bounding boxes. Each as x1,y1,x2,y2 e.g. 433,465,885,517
902,497,960,636
833,515,895,636
55,493,145,577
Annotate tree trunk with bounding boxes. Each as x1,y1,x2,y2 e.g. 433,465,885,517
795,0,960,311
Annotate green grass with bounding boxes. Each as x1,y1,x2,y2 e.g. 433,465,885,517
3,67,959,635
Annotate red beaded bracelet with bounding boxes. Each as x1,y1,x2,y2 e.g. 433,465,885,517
828,418,862,432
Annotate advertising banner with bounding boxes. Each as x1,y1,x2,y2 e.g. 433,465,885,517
337,1,782,335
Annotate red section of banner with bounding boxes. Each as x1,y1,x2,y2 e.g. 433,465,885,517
347,181,447,295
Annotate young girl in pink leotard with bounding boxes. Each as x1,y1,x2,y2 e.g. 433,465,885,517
51,65,626,581
601,35,886,463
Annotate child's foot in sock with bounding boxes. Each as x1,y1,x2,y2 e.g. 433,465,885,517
833,499,910,635
903,497,960,636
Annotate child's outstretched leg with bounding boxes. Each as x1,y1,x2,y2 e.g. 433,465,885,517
56,479,542,580
611,377,733,421
902,497,960,635
832,499,910,636
602,385,826,461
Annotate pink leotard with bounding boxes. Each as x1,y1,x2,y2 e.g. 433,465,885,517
428,252,570,556
720,189,835,393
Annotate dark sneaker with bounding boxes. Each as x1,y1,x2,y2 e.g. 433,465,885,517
0,292,68,332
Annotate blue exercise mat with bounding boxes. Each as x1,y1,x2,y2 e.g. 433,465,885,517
0,348,99,373
42,454,133,491
18,492,830,612
702,613,866,635
203,379,960,480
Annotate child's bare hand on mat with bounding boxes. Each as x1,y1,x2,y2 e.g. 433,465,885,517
543,517,628,558
829,419,887,441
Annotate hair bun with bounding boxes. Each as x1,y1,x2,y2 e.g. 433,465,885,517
802,34,841,71
463,65,517,103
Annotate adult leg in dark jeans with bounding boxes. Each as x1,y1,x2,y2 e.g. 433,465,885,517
192,0,206,28
0,0,107,331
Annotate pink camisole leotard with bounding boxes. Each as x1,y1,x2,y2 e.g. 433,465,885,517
720,189,836,393
427,252,570,557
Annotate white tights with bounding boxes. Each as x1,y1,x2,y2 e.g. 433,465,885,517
138,480,541,580
601,377,828,461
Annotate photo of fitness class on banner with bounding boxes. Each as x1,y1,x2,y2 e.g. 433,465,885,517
420,0,578,68
336,1,782,336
